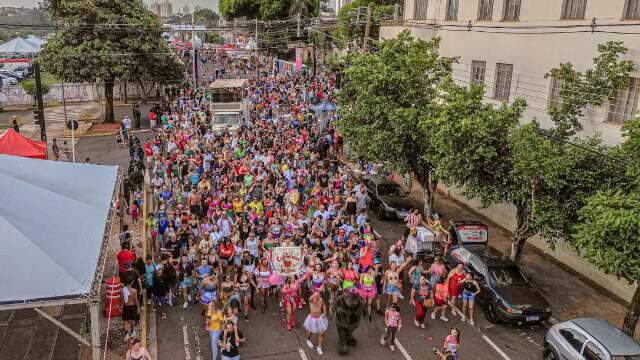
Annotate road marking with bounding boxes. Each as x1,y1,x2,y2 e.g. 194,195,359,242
482,334,513,360
298,348,308,360
394,338,413,360
181,316,192,360
192,324,203,360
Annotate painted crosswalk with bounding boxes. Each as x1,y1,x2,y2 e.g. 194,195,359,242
18,103,100,140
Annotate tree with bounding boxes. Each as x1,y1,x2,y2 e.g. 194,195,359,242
39,0,183,122
545,41,634,138
20,72,55,101
219,0,318,20
572,118,640,336
336,31,453,216
334,0,394,49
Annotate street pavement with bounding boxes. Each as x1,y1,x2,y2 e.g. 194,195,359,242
149,213,544,360
74,131,545,360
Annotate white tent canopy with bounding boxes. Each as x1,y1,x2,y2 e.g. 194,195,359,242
0,155,118,306
0,37,40,54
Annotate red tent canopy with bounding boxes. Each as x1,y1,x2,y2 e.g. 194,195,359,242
220,43,237,51
0,128,47,159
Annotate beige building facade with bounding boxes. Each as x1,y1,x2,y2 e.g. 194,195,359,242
381,0,640,144
380,0,640,302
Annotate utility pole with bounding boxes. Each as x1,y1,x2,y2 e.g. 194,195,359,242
296,12,301,39
362,4,372,53
191,11,198,90
33,61,46,142
254,18,258,56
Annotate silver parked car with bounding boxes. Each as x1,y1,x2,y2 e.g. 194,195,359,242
544,318,640,360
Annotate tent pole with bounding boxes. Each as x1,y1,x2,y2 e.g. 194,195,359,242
33,307,91,347
89,300,101,360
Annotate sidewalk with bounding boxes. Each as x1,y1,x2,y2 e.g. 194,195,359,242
400,175,638,335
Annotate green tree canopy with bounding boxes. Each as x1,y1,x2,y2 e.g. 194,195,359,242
219,0,319,20
334,0,394,49
572,118,640,336
39,0,184,122
337,31,453,216
545,41,634,138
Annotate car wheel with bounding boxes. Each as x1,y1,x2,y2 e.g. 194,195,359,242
484,303,499,324
543,347,558,360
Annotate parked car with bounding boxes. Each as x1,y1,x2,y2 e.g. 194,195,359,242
0,70,25,80
362,174,413,219
544,318,640,360
0,74,18,85
446,239,552,324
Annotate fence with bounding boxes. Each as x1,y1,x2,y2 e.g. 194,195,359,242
0,81,160,106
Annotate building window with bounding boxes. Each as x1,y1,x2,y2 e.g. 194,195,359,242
548,77,562,109
414,0,429,20
445,0,459,21
478,0,494,20
561,0,587,19
503,0,521,21
623,0,640,19
494,63,513,101
471,60,486,87
607,77,640,124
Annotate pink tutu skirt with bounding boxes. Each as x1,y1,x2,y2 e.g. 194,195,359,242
303,314,328,334
358,284,377,300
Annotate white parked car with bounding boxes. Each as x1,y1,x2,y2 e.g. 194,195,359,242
544,318,640,360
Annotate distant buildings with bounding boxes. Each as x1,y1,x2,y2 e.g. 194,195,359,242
147,0,173,18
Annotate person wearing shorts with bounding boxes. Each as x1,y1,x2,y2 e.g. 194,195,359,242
460,272,480,325
432,277,449,322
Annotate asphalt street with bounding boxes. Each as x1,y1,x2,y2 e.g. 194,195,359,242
70,56,547,360
73,134,547,360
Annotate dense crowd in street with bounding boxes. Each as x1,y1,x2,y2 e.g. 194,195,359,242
115,51,473,360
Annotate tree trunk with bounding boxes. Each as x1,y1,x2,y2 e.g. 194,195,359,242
123,81,128,103
420,172,437,218
510,203,533,262
138,81,148,104
312,43,317,77
623,286,640,336
103,79,115,123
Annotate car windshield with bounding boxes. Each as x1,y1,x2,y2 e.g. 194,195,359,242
378,184,406,197
488,266,528,286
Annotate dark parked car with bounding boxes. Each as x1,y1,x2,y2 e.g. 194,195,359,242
446,239,552,324
362,174,413,220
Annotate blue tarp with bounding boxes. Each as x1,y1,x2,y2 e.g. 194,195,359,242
0,155,118,305
312,100,337,112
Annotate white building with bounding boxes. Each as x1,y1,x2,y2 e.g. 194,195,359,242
380,0,640,302
182,4,191,15
381,0,640,145
335,0,353,13
160,0,173,18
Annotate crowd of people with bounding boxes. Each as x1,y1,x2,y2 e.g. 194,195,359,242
115,51,470,360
